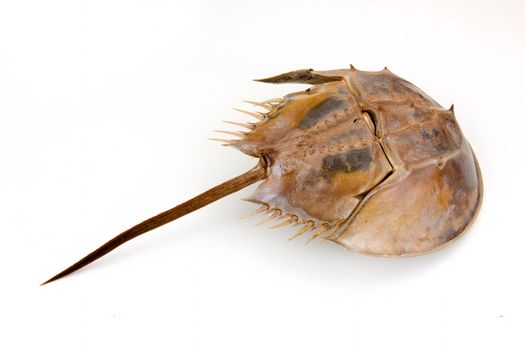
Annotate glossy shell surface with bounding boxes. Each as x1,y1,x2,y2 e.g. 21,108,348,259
229,67,482,256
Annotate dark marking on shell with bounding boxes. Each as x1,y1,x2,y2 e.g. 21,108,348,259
438,225,460,244
299,98,346,129
322,147,372,173
419,127,439,141
419,128,434,141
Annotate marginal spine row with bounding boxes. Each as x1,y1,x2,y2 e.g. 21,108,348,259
210,98,284,145
241,204,341,243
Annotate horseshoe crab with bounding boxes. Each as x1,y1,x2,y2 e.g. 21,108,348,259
43,66,482,284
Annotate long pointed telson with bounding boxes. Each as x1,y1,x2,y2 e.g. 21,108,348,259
42,160,267,285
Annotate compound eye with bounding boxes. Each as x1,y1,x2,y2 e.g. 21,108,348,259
361,110,378,135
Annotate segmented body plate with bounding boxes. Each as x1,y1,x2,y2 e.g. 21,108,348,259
227,67,482,256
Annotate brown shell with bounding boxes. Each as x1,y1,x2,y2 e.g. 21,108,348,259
42,66,484,284
230,66,482,256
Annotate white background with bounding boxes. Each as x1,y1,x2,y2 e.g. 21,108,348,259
1,0,524,349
